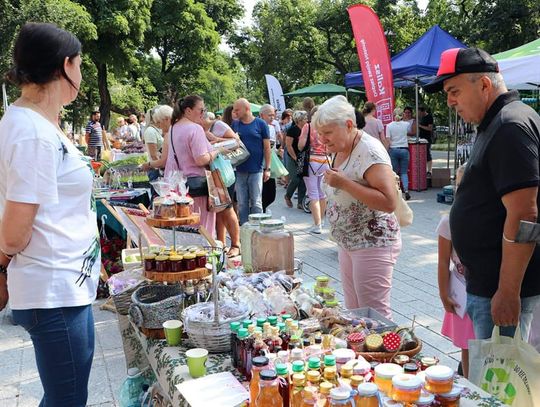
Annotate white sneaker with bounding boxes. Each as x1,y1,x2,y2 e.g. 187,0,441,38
308,224,322,234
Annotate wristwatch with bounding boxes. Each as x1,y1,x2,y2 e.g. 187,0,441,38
264,168,271,172
0,264,7,275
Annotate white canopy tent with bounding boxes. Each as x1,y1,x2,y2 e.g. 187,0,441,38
494,38,540,90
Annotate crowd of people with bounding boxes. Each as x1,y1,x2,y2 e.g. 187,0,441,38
0,22,539,405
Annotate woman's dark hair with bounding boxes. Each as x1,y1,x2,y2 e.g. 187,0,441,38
5,22,81,88
362,101,376,115
222,105,234,126
172,95,203,124
355,109,366,129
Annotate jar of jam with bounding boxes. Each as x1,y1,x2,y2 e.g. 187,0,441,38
195,250,207,268
183,253,197,271
155,255,170,272
144,254,156,271
347,332,366,352
169,255,184,272
434,385,462,407
424,365,454,394
403,362,419,375
391,373,421,403
374,363,403,395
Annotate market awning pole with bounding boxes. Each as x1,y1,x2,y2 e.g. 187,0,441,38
454,109,459,175
447,106,451,169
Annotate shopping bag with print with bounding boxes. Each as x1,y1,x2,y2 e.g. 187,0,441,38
205,169,231,213
468,325,540,406
209,154,235,187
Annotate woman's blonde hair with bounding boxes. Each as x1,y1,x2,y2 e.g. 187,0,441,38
311,95,355,130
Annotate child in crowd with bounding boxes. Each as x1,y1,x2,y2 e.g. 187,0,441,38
436,165,475,377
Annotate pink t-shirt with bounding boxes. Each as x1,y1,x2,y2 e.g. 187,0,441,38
210,120,232,138
301,123,326,156
364,116,384,140
165,121,212,178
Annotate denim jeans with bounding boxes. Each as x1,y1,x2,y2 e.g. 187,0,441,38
235,171,263,224
389,148,410,192
12,305,95,407
285,154,306,204
466,293,540,340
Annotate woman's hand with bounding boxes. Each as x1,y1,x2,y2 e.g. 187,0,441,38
323,168,348,189
440,294,458,314
0,273,8,312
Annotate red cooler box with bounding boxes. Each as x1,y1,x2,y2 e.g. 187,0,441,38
408,142,427,191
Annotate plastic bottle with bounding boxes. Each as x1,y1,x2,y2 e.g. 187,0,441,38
328,388,353,407
119,367,145,407
237,328,250,376
302,386,318,406
292,360,306,375
276,363,290,407
319,382,334,407
323,367,339,387
291,373,306,407
230,321,241,369
240,213,272,272
250,356,270,404
255,369,283,407
307,370,321,387
308,357,321,373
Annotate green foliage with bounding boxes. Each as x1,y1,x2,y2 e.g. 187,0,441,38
201,0,243,37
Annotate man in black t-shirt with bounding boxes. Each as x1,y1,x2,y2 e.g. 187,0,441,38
284,110,307,209
424,47,540,341
418,107,434,174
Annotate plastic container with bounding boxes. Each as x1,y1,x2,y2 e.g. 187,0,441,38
357,382,379,407
119,367,146,407
328,388,353,406
374,363,404,394
434,385,462,407
255,369,283,407
424,365,454,394
250,356,270,404
251,220,294,274
391,373,422,403
240,213,272,272
415,391,435,406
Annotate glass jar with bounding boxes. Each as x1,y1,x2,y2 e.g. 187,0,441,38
322,287,336,301
424,365,454,394
391,374,421,403
183,253,197,271
357,382,379,407
347,332,366,352
415,391,435,406
403,362,419,375
328,388,353,407
155,255,170,272
316,275,329,288
251,220,294,275
434,386,461,407
195,250,207,268
169,255,183,272
144,254,156,271
240,213,272,272
374,364,403,395
256,369,283,407
420,356,439,370
393,355,410,366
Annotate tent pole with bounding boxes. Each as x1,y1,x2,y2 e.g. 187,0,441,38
454,109,459,176
447,106,451,169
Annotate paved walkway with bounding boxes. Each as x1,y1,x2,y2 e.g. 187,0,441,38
0,153,457,406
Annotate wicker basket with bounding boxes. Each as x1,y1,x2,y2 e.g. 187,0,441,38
357,339,423,363
112,280,150,315
129,284,184,329
182,302,250,353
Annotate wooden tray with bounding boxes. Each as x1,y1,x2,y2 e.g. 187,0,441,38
144,267,210,282
357,340,422,363
145,214,200,227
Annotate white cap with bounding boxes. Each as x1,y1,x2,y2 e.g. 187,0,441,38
391,374,422,390
357,382,378,396
127,367,140,377
374,363,404,379
425,365,454,381
330,388,352,401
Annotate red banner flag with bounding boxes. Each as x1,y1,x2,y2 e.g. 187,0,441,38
348,5,394,125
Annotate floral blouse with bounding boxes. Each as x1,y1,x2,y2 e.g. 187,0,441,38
323,133,400,250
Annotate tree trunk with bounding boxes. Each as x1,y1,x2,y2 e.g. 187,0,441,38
96,62,112,130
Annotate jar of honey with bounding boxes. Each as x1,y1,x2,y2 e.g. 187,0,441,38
356,382,379,407
155,255,170,272
391,374,421,403
415,391,435,406
374,363,403,395
183,253,197,271
424,365,454,394
169,255,184,272
420,356,439,370
434,385,462,407
195,250,207,268
144,254,156,271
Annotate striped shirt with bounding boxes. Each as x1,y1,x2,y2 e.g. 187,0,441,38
85,120,103,147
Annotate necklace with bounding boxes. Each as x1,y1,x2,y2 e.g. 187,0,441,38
332,130,361,170
18,97,64,134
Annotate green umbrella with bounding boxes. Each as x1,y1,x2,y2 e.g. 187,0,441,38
283,83,363,97
214,103,262,116
493,38,540,59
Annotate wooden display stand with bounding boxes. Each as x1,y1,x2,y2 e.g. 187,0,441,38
145,214,200,228
144,267,210,282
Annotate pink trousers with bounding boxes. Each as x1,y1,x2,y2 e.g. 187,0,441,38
338,241,401,319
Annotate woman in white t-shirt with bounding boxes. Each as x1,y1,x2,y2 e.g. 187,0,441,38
317,96,401,319
386,108,411,200
0,23,99,405
144,105,171,181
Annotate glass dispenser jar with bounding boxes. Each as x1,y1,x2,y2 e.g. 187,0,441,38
251,220,294,275
240,213,272,272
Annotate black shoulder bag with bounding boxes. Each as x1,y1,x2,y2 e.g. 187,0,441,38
296,123,311,177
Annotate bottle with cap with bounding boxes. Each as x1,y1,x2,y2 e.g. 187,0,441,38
275,363,290,407
290,373,306,407
356,382,379,407
340,365,353,380
271,326,283,352
255,369,283,407
319,381,334,407
257,317,267,329
290,347,304,363
307,356,321,374
306,370,321,387
237,328,250,376
328,388,353,407
292,360,305,374
252,331,268,358
230,321,241,369
323,367,339,387
243,319,253,329
302,386,318,406
323,355,336,371
250,356,270,405
268,315,278,326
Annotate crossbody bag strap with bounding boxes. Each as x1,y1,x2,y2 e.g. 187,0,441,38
170,125,181,169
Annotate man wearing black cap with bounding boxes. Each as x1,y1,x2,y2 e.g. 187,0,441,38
424,47,540,341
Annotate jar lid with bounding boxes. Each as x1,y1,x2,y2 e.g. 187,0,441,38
144,254,156,260
307,370,320,382
281,314,291,321
353,360,372,375
325,299,339,307
350,375,365,387
237,328,248,338
392,373,422,389
195,250,207,256
242,319,252,328
277,322,286,332
292,360,305,372
291,348,304,359
260,369,277,381
230,321,240,332
260,219,285,231
256,317,267,327
416,392,435,405
308,357,320,369
249,213,272,224
275,363,288,376
374,363,404,379
357,382,378,396
292,373,306,385
420,356,438,367
403,362,419,373
267,316,278,325
324,355,336,366
425,365,454,381
183,253,196,259
319,382,333,394
332,348,355,363
316,276,329,283
169,255,183,261
393,355,410,365
341,365,353,376
438,385,463,398
252,356,269,367
155,255,169,261
330,388,351,401
347,332,366,343
323,367,337,378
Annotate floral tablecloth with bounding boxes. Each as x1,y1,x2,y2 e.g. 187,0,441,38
118,314,507,407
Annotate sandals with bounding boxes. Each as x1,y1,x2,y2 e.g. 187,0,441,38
227,245,241,258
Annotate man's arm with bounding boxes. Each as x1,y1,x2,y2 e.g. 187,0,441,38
491,186,538,326
263,139,271,182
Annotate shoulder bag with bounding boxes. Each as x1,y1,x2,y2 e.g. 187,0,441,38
296,123,311,177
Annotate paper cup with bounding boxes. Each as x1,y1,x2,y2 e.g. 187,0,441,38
162,320,182,346
186,348,208,378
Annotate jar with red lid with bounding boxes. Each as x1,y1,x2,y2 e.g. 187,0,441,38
195,250,207,268
183,253,197,271
347,332,366,352
144,254,156,271
169,255,184,272
155,255,170,272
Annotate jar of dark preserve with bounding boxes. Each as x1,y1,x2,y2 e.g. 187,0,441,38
155,255,170,272
195,250,207,268
183,253,197,271
169,255,183,272
144,254,156,271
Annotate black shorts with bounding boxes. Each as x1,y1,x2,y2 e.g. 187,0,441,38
426,142,432,162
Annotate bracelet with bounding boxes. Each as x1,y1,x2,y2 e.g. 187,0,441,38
502,233,516,243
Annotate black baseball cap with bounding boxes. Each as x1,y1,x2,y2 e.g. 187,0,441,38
423,47,499,93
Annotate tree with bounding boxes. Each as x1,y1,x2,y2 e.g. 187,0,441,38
200,0,243,38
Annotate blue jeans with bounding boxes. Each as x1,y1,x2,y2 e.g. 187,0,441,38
12,305,95,407
235,171,263,224
389,148,410,192
466,293,540,340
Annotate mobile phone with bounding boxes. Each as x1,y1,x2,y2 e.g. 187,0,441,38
514,220,540,243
